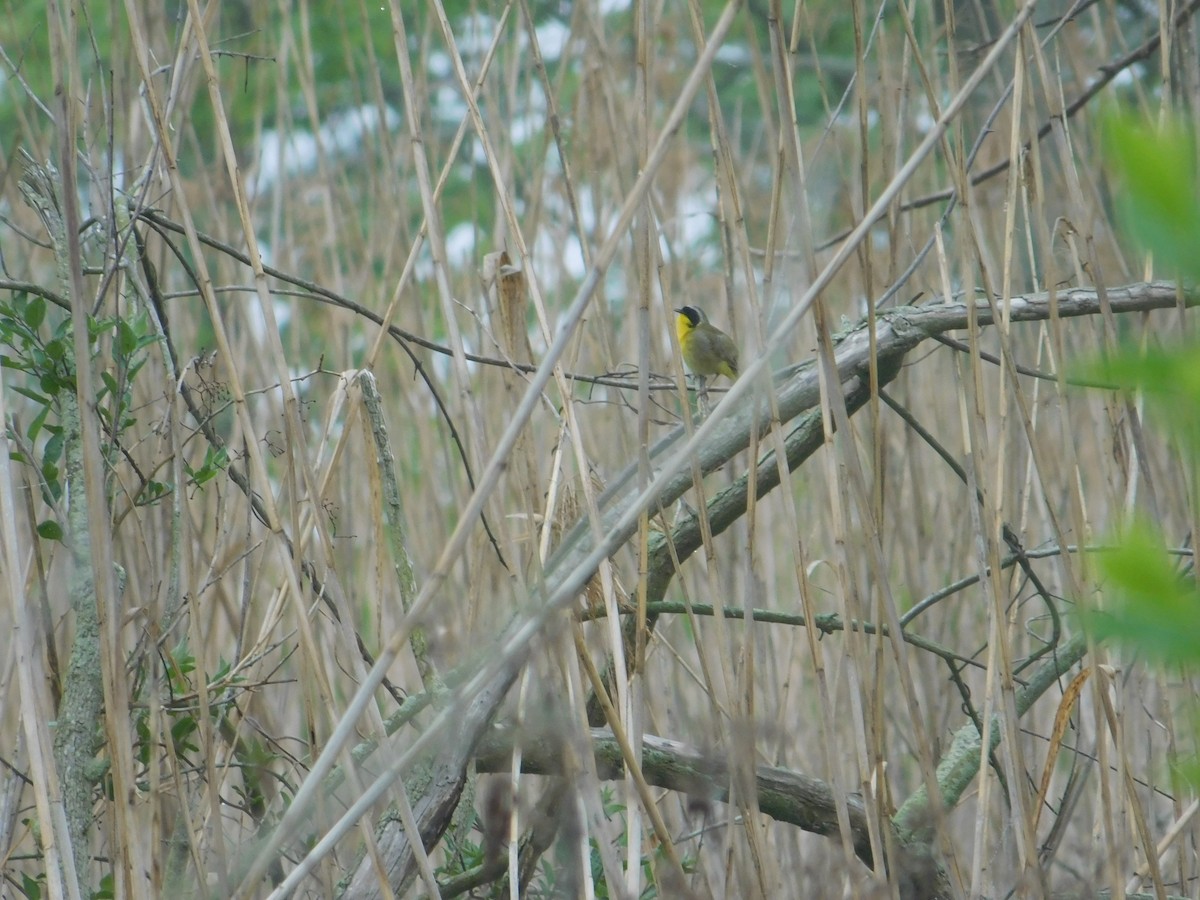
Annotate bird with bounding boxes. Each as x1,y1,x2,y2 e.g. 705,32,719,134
674,305,738,382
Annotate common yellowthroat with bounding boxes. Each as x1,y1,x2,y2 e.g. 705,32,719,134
674,305,738,381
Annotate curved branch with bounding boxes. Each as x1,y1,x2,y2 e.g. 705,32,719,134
630,281,1195,609
134,208,675,392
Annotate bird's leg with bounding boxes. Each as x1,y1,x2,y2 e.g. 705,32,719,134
696,375,712,417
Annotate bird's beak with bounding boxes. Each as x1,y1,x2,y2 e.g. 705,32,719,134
673,307,685,314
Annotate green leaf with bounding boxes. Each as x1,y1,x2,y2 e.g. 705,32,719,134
88,315,117,340
36,520,63,541
117,319,137,357
209,655,236,683
41,470,61,504
26,405,50,443
137,480,170,506
1105,112,1200,279
21,871,43,900
44,339,65,361
170,714,200,755
43,431,64,465
11,385,48,406
1074,343,1200,451
1081,524,1200,667
188,445,230,488
23,296,45,330
1088,346,1200,398
92,871,115,900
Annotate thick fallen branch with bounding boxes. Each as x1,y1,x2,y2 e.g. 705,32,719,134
473,727,876,865
634,281,1195,605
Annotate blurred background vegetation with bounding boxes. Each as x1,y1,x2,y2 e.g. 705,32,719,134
1,0,1199,898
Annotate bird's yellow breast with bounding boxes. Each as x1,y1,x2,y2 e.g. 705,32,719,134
675,310,696,347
